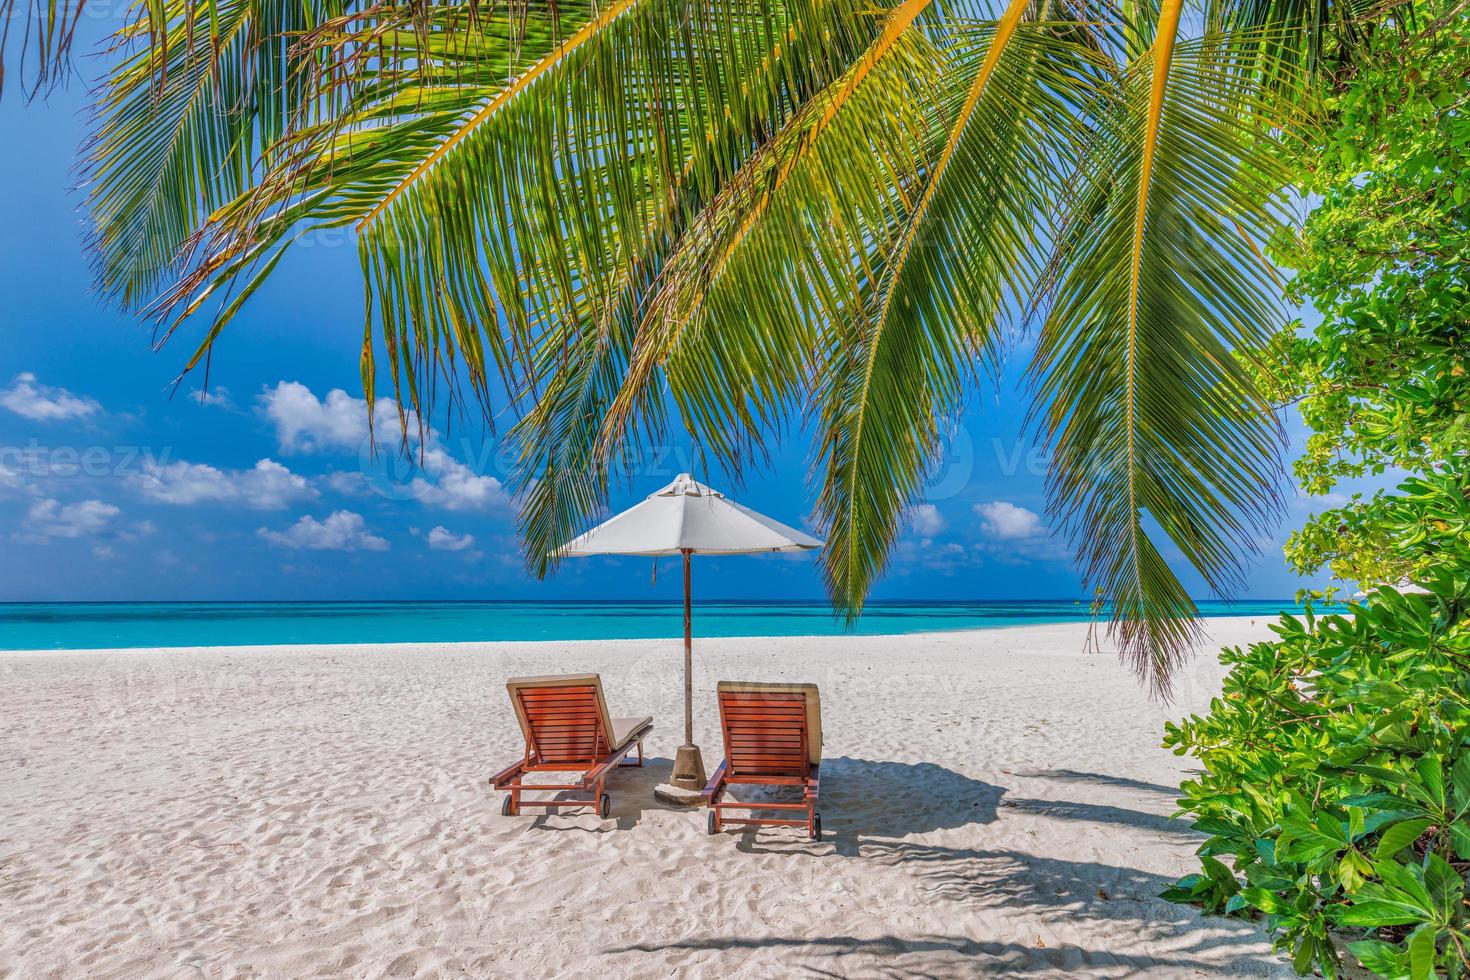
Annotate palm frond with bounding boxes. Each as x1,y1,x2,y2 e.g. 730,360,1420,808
483,0,886,569
84,0,352,309
815,2,1098,613
1029,17,1294,695
1203,0,1378,84
646,26,947,477
0,0,86,96
595,0,947,470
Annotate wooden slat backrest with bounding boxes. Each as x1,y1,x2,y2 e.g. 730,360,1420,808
516,685,608,765
719,691,809,779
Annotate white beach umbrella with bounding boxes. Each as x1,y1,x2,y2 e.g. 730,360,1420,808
556,473,823,796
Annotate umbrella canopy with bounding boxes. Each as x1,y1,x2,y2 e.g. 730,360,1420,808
556,473,823,557
554,473,822,797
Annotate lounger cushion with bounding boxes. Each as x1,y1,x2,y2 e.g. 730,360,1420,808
609,716,653,751
716,681,821,764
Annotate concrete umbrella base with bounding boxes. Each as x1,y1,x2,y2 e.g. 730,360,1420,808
654,783,707,807
655,744,708,807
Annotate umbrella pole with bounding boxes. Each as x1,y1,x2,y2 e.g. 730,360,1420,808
666,548,707,797
683,549,693,745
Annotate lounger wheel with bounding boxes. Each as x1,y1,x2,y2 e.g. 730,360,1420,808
501,795,516,817
706,810,718,836
598,793,611,819
811,813,822,842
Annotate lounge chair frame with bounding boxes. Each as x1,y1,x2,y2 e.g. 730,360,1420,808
704,683,821,840
490,677,651,817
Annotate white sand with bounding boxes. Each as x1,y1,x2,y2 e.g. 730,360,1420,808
0,618,1295,979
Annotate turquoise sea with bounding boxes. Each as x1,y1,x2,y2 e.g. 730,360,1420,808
0,599,1308,651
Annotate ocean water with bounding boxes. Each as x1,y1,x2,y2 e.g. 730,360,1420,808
0,599,1309,651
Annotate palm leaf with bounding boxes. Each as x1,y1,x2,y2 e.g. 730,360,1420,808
0,0,86,96
491,0,889,571
594,0,947,474
84,0,351,309
1029,16,1295,695
814,1,1097,613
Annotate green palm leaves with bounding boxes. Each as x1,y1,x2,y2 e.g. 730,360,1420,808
814,5,1090,614
31,0,1344,691
1032,18,1298,690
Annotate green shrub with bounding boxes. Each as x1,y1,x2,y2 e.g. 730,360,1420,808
1163,470,1470,979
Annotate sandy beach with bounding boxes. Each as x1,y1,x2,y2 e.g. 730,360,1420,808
0,617,1296,979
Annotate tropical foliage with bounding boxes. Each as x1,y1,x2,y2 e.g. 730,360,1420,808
1165,9,1470,975
1163,467,1470,978
1250,6,1470,591
0,0,1384,691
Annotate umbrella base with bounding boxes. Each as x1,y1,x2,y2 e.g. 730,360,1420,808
654,783,707,808
669,743,707,791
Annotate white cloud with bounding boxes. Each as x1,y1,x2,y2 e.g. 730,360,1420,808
974,500,1045,540
261,381,508,512
22,498,119,540
192,386,235,410
122,520,157,541
258,510,389,552
408,446,509,511
133,458,316,510
258,381,408,455
323,470,370,496
427,526,476,551
908,503,947,538
1,373,101,422
969,501,1070,565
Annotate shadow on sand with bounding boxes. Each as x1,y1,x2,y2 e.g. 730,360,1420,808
609,841,1282,976
514,755,681,832
610,924,1282,978
1008,768,1181,797
607,757,1282,976
725,757,1196,853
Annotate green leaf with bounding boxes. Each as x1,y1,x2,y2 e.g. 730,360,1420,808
1200,855,1240,888
1375,819,1432,863
1292,933,1316,974
1405,922,1438,980
1451,751,1470,812
1334,900,1431,928
1449,821,1470,861
1279,810,1351,862
1240,886,1288,915
1346,939,1409,978
1334,862,1438,927
1421,853,1462,921
1030,24,1293,695
1336,849,1374,892
1415,757,1447,811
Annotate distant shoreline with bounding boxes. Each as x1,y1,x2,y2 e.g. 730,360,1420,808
0,610,1313,655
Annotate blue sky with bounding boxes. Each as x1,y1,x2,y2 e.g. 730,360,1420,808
0,41,1347,604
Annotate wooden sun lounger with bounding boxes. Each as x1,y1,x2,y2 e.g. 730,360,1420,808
489,673,652,819
704,681,822,841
